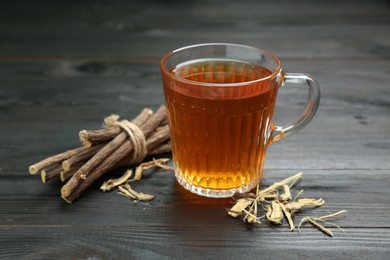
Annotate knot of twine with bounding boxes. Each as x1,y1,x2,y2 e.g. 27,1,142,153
104,114,147,163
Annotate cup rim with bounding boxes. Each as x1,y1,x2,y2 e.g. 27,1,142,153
160,43,283,87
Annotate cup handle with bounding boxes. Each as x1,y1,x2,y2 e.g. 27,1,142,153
270,73,321,143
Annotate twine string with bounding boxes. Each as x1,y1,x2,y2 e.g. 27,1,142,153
104,115,147,163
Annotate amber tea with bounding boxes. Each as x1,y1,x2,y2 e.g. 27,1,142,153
163,59,278,196
160,44,320,198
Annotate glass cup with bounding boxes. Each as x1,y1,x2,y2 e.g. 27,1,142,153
160,43,320,198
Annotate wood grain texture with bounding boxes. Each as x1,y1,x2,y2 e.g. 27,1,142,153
1,170,390,227
0,0,388,59
0,0,389,258
1,170,390,258
0,60,389,174
1,227,390,259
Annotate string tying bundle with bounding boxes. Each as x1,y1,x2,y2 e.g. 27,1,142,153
104,114,147,164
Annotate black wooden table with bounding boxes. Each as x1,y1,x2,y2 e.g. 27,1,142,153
1,0,390,259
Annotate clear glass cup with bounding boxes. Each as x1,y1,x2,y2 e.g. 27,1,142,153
160,43,320,198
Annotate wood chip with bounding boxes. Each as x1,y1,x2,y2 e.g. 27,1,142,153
100,169,133,192
300,217,334,237
118,183,154,202
278,201,295,231
228,198,254,217
280,184,292,201
227,172,347,237
267,200,283,224
132,158,172,181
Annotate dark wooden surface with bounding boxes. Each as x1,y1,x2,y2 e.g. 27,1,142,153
1,0,390,259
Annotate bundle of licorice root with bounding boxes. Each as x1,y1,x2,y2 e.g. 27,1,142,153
28,105,171,203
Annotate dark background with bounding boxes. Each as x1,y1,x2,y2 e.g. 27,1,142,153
1,0,389,259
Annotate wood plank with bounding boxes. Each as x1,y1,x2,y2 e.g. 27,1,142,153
1,170,389,228
0,226,389,259
1,169,390,258
0,60,389,172
0,0,388,58
1,0,388,259
1,0,388,20
1,60,388,117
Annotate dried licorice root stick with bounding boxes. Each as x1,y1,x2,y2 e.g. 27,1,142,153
41,146,102,183
60,159,90,182
61,134,165,203
62,106,168,203
61,141,170,184
41,164,63,183
79,126,122,144
61,108,153,198
63,106,168,203
65,118,168,202
145,125,170,151
82,108,154,178
148,142,171,155
78,108,154,144
62,143,106,171
29,146,88,175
